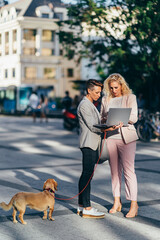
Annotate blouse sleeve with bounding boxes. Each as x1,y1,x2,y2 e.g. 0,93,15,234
128,94,138,124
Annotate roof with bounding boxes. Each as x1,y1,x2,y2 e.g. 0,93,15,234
0,0,66,17
24,0,66,17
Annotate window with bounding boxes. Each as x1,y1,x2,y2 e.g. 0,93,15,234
23,48,36,55
5,69,8,78
13,30,17,54
42,13,49,18
12,68,16,78
41,48,54,56
67,68,74,77
55,12,63,20
0,34,1,56
35,5,53,18
6,89,15,100
44,68,56,79
25,67,36,79
60,49,63,56
5,32,9,55
42,30,54,41
13,29,17,41
23,29,36,41
0,90,5,99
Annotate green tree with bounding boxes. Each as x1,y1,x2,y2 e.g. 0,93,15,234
59,0,160,110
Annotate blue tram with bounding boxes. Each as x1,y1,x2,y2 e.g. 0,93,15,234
0,85,57,114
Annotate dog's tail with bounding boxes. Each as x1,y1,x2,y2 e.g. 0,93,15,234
0,198,14,211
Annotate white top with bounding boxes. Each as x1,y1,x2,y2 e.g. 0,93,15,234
108,96,123,110
107,96,123,139
101,94,138,144
29,93,39,109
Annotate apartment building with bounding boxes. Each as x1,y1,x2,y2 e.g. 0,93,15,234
0,0,81,97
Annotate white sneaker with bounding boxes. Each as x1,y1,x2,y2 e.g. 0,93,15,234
82,208,105,219
77,206,83,216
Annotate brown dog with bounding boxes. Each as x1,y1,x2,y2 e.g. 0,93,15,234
0,179,57,224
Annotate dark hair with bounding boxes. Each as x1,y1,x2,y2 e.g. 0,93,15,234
40,94,45,102
86,79,103,93
65,91,69,96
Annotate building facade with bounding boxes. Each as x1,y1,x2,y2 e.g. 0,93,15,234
0,0,81,97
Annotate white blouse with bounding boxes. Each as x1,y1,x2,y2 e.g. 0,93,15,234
105,96,123,139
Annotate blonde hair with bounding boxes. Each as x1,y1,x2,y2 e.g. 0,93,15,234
103,73,132,98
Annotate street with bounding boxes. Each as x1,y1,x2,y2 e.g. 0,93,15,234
0,116,159,240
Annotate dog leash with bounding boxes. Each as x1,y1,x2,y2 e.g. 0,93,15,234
54,131,107,201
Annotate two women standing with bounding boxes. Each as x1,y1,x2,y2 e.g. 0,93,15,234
77,74,139,219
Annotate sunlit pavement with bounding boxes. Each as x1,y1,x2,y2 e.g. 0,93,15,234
0,116,159,240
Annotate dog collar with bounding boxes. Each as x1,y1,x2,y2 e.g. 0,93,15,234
44,188,55,197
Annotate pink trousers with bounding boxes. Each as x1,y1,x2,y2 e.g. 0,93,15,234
106,138,137,201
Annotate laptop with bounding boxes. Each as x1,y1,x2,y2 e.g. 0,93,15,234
94,108,131,129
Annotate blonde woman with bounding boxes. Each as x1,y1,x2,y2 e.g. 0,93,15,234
100,73,139,218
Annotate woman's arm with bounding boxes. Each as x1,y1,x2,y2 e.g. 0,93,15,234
102,122,124,132
128,94,138,124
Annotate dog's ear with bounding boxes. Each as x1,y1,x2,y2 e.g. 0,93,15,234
53,180,58,191
43,181,47,190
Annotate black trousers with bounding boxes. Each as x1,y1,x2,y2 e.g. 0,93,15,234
78,147,98,208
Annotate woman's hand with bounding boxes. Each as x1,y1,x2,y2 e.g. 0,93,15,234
102,122,123,132
101,117,107,124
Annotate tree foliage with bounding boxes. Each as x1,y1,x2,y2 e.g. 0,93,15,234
59,0,160,110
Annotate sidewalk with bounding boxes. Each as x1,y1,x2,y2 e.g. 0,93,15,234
0,116,159,240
